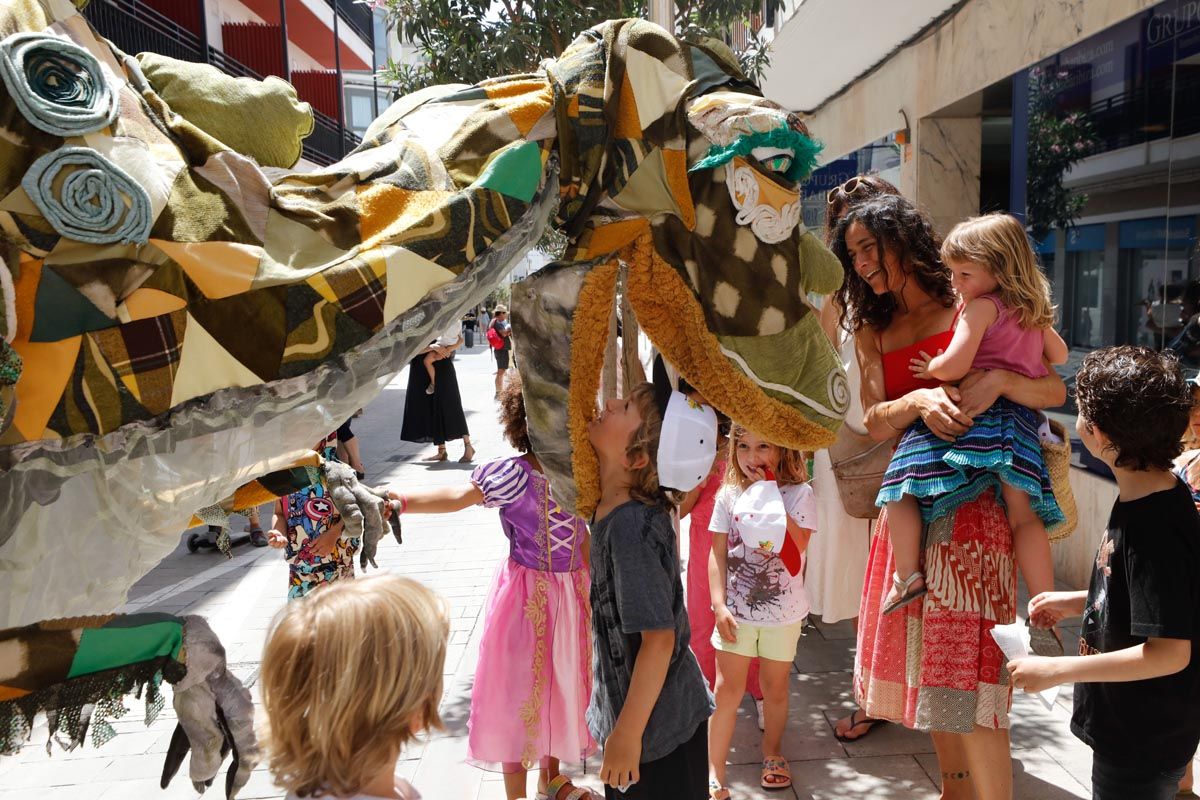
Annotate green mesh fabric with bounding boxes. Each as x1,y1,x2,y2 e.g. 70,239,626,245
689,125,823,182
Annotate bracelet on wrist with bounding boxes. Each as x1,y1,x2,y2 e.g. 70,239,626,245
882,405,906,432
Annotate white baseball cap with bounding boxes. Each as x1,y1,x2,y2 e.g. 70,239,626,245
656,391,718,492
732,479,788,554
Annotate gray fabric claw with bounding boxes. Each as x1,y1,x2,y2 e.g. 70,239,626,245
159,617,260,798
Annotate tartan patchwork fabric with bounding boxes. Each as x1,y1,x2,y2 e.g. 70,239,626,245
315,256,388,332
0,4,850,674
89,311,186,415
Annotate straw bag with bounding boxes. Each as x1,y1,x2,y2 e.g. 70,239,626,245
1041,417,1077,542
828,427,897,520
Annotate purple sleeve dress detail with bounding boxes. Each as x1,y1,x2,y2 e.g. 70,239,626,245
472,457,587,572
472,458,529,508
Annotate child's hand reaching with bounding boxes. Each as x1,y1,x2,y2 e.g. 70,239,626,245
909,349,943,380
1028,591,1080,628
714,605,739,643
307,519,344,558
1007,655,1064,693
267,529,287,549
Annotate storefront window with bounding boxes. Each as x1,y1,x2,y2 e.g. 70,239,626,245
1064,225,1105,348
1012,0,1200,449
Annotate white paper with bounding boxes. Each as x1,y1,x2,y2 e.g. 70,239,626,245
991,622,1059,710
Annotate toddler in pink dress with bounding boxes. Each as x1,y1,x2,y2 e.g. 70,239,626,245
389,374,597,800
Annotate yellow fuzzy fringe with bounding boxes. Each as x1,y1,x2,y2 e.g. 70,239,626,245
569,261,620,519
623,232,837,452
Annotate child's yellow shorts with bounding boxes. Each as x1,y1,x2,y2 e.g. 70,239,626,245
711,617,805,663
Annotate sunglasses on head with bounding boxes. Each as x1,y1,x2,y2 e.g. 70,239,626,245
827,176,872,206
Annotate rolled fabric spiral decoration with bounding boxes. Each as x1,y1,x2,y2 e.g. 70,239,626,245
22,147,152,245
0,32,118,137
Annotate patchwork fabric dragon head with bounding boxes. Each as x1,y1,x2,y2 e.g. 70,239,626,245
511,22,847,515
0,5,843,631
0,4,842,775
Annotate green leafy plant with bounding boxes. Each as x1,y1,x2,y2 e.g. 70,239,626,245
375,0,781,96
1026,65,1099,242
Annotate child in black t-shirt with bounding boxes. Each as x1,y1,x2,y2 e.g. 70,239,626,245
1009,346,1200,800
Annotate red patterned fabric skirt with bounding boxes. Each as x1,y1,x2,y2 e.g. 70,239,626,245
854,491,1016,732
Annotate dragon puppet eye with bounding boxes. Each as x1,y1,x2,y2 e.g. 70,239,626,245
749,146,794,176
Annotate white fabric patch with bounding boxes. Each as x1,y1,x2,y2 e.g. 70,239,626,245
724,162,801,244
713,280,741,319
758,307,786,336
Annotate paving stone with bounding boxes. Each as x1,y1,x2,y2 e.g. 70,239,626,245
789,754,937,799
1,347,1104,799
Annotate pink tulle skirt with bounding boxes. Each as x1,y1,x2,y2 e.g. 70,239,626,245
467,557,597,772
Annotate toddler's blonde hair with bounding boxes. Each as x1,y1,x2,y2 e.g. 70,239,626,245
260,575,448,798
941,213,1055,329
725,424,808,490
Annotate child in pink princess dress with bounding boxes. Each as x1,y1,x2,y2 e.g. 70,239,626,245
388,373,598,800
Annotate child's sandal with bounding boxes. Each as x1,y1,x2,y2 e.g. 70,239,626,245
539,775,600,800
708,780,731,800
760,756,791,790
882,570,927,615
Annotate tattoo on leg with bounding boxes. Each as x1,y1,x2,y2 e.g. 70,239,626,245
941,770,970,781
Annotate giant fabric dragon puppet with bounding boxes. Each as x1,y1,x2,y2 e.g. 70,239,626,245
0,0,844,795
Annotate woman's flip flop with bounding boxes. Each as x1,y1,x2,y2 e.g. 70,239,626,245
834,708,886,742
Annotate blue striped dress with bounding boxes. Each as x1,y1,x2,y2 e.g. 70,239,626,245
875,297,1064,526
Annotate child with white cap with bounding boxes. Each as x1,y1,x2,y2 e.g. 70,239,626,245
585,374,718,799
707,425,815,797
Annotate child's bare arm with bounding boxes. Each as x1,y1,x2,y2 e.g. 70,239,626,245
267,499,287,548
912,298,997,381
709,534,737,642
1043,326,1069,365
678,485,702,519
601,629,675,788
386,483,483,514
1010,637,1191,693
785,517,814,556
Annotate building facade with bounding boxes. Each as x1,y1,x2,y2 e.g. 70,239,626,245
81,0,400,167
765,0,1200,585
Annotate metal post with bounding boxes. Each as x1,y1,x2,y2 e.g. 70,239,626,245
197,0,210,63
332,2,346,156
370,9,379,119
278,0,290,81
648,0,673,34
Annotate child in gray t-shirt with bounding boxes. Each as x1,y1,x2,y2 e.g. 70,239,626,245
585,384,714,799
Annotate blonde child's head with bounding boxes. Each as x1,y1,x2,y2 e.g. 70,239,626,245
587,382,684,508
725,424,808,490
941,213,1055,330
260,575,448,799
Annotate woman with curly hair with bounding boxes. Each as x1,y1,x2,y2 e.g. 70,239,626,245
386,372,598,800
808,175,901,633
833,195,1067,800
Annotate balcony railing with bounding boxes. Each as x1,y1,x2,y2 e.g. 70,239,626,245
327,0,375,46
304,109,361,167
81,0,360,166
1072,70,1200,156
82,0,203,63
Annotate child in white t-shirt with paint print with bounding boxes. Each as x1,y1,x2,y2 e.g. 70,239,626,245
707,425,816,797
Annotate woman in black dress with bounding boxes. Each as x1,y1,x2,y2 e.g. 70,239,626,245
401,328,475,462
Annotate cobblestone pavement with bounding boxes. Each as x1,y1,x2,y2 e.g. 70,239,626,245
0,342,1120,799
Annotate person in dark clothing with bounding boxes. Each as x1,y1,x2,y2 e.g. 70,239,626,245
1009,346,1200,800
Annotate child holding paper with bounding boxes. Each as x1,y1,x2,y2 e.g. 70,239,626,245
707,425,815,796
1008,346,1200,800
